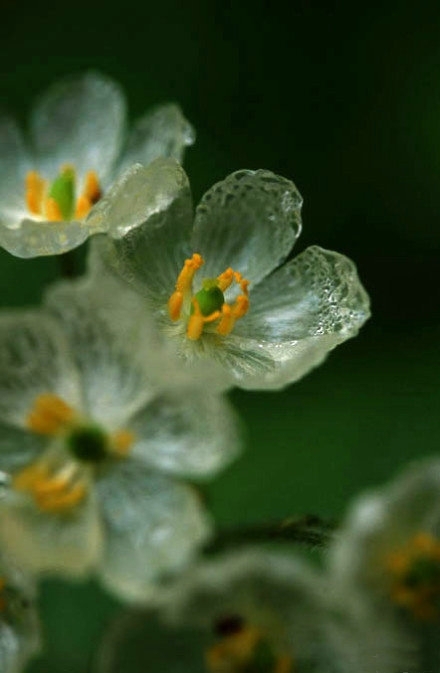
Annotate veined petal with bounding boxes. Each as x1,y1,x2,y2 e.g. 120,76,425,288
0,422,45,473
117,103,195,174
0,311,81,427
192,169,302,285
96,461,211,602
30,72,127,184
129,388,241,478
0,487,103,577
236,246,370,341
0,217,90,258
89,158,193,304
45,277,159,430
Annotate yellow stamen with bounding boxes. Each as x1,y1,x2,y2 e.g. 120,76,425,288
168,254,250,340
111,429,135,457
386,531,440,621
13,461,87,514
24,167,102,221
45,196,63,221
26,394,75,435
206,626,261,673
25,171,46,215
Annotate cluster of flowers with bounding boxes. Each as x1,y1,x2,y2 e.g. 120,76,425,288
3,70,430,673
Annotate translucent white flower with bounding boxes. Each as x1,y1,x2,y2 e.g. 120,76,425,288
0,72,194,257
0,278,241,601
327,458,440,673
0,552,40,673
96,548,345,673
90,158,371,391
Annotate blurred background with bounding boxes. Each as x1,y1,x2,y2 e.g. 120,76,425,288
0,2,439,671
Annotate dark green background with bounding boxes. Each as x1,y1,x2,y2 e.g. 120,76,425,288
1,2,439,671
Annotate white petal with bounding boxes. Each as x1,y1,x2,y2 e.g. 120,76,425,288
129,388,241,477
0,217,90,258
192,169,302,285
0,310,81,427
117,103,195,173
236,246,371,341
96,461,211,602
30,72,126,183
0,488,103,577
0,116,29,212
88,158,193,304
0,422,45,473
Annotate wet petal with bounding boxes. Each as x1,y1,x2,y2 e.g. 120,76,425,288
192,169,302,285
117,103,195,173
236,246,370,342
89,158,193,304
97,461,211,602
0,422,45,474
30,72,126,183
0,116,29,212
129,388,241,478
0,216,90,258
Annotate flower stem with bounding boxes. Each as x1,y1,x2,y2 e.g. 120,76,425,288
205,514,336,553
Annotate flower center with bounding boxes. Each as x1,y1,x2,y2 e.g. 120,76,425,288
13,394,134,514
25,165,101,221
168,253,250,340
386,532,440,620
206,614,292,673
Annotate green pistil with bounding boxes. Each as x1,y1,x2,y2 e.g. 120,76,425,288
193,279,225,316
67,425,108,463
48,167,75,220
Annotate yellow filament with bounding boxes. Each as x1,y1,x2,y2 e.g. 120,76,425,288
13,462,87,514
386,532,440,620
24,168,101,221
168,254,250,340
26,394,75,435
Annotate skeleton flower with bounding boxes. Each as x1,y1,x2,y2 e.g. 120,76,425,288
0,72,194,257
96,549,345,673
89,158,370,391
327,458,440,673
0,277,241,602
0,552,39,673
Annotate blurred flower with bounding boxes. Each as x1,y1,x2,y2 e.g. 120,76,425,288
0,551,40,673
90,158,370,391
0,72,194,257
327,458,440,673
96,549,345,673
0,277,241,601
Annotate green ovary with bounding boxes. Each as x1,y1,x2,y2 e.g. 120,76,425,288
48,167,75,220
193,279,225,316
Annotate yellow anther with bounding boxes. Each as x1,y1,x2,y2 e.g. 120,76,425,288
45,197,63,221
13,461,87,514
83,170,101,204
168,291,184,322
26,394,75,436
186,299,222,340
168,254,205,322
217,268,234,292
74,194,92,219
111,429,135,457
25,171,46,215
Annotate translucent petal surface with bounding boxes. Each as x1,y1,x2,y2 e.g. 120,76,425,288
0,311,81,427
30,72,126,183
0,488,102,576
0,422,45,473
45,278,159,430
0,217,90,258
117,103,195,173
236,246,371,341
89,158,193,303
129,388,241,478
96,461,211,602
192,169,302,285
0,116,29,211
